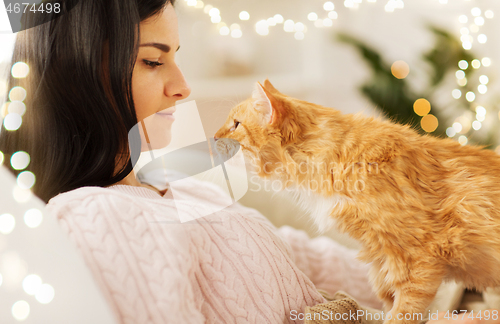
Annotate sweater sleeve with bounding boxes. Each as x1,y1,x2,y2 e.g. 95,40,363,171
47,188,206,324
276,225,384,310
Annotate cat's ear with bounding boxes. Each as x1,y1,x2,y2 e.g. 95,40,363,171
263,79,281,95
252,82,283,125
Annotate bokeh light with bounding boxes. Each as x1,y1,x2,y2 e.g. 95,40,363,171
266,18,276,26
466,91,476,102
472,120,482,131
458,60,468,70
12,301,30,321
208,7,219,17
284,20,295,32
323,18,333,27
13,186,32,203
239,11,249,20
231,29,242,38
22,274,42,295
8,101,26,116
308,12,318,21
295,32,305,40
323,1,335,11
256,20,269,36
3,113,22,131
10,151,30,170
35,284,55,304
11,62,29,79
478,85,487,94
413,98,431,117
471,7,481,17
482,57,491,67
0,214,16,235
458,135,468,146
446,127,456,137
8,87,27,102
456,70,465,79
274,14,284,24
24,209,43,228
452,89,462,99
477,34,487,44
452,122,463,133
17,171,36,190
471,59,481,69
219,26,229,36
391,60,410,79
421,114,438,133
328,11,338,19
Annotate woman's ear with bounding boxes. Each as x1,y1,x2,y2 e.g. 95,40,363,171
252,82,284,125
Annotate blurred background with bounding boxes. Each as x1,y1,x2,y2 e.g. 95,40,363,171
1,0,500,322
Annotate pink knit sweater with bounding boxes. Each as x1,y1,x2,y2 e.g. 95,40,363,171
46,175,382,323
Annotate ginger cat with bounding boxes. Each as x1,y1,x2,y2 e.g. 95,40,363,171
214,80,500,324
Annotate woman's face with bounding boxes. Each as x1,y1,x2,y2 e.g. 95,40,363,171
132,3,191,150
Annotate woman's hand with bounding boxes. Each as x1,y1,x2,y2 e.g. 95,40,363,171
428,311,500,324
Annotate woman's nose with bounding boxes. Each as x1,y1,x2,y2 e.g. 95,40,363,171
166,64,191,99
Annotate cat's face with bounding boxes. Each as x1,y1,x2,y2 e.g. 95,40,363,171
214,80,292,168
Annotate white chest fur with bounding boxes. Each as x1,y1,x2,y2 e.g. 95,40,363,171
290,189,350,233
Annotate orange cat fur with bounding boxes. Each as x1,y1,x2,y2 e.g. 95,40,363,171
214,80,500,324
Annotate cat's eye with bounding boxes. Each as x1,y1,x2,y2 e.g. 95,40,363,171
230,121,240,132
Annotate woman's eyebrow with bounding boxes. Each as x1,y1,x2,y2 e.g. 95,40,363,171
139,43,181,53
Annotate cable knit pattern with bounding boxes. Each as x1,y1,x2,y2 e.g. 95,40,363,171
46,176,382,323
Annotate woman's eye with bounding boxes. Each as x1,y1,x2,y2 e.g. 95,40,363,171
143,60,163,68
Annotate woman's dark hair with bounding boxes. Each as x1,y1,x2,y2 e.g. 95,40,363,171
0,0,175,203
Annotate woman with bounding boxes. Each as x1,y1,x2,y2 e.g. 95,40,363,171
0,0,487,323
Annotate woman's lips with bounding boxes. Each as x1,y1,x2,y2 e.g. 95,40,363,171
156,108,176,120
